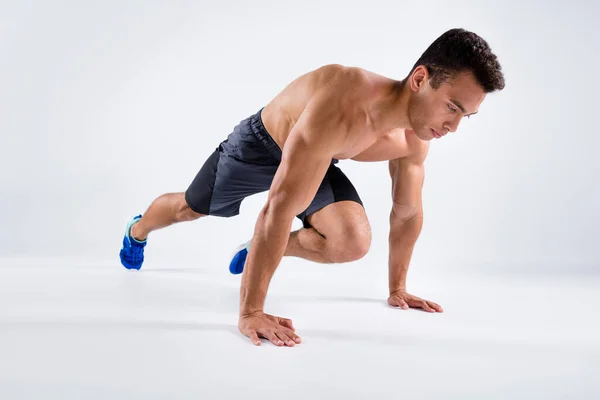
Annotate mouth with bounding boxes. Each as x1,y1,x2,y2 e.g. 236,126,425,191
431,129,442,138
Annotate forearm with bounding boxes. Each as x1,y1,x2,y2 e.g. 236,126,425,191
239,202,294,316
388,210,423,294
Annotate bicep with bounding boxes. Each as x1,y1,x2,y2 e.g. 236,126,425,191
267,98,341,215
267,132,333,216
267,67,359,215
389,158,425,219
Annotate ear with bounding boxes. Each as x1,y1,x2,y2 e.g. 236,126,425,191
409,65,429,92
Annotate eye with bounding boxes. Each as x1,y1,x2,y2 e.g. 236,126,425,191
448,104,457,112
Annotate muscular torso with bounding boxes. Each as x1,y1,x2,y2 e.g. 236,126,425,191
259,64,428,162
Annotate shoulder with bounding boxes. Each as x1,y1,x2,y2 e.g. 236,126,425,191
390,132,430,168
407,135,430,164
300,65,370,125
311,64,371,92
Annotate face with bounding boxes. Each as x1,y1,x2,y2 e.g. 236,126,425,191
407,66,487,141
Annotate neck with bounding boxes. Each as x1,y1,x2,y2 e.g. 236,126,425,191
368,79,413,134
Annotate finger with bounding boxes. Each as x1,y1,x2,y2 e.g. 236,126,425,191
428,301,444,313
281,327,302,344
263,331,284,347
275,331,295,347
400,299,409,310
248,330,261,346
406,297,424,308
279,318,296,332
420,300,436,313
388,296,402,308
390,297,409,310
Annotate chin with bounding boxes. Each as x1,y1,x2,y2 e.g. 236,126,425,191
413,128,433,141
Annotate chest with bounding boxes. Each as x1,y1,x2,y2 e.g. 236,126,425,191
346,129,412,162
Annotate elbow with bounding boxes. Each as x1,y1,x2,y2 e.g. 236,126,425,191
391,204,422,223
254,199,298,240
261,196,298,223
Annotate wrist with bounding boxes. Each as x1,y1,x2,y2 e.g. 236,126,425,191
239,308,263,318
239,298,264,317
389,287,407,296
239,282,266,317
388,265,409,296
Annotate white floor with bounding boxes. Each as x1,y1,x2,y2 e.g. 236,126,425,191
0,256,598,399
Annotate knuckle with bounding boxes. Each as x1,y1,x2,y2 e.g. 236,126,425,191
279,329,290,337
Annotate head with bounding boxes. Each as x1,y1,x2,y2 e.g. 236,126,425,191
405,28,505,141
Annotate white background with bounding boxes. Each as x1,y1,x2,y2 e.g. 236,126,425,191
1,1,599,399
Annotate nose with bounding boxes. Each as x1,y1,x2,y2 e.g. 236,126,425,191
444,115,462,133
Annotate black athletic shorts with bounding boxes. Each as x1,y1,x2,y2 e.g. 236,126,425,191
184,108,363,229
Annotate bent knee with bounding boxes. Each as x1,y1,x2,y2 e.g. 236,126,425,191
177,193,205,221
327,227,371,263
345,230,371,261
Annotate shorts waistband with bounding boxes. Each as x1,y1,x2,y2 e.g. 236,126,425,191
248,108,282,161
248,107,339,165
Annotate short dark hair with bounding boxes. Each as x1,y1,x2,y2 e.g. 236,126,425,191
410,28,505,93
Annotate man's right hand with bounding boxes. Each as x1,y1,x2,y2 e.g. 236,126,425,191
238,311,302,347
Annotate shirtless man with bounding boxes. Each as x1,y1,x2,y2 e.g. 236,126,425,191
119,28,505,347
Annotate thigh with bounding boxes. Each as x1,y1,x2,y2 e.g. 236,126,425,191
304,200,370,242
185,140,279,217
209,151,278,217
297,164,367,234
185,110,285,217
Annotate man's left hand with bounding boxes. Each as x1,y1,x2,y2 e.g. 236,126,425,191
387,290,443,313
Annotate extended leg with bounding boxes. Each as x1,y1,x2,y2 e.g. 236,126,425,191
119,192,204,270
130,192,204,240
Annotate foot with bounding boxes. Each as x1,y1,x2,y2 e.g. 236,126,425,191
229,239,251,274
119,215,147,270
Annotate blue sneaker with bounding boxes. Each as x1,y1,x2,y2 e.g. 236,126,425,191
119,215,147,270
229,239,251,274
